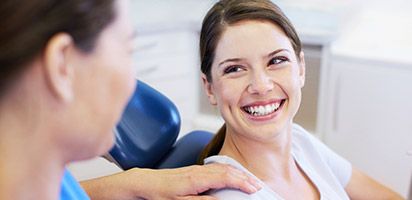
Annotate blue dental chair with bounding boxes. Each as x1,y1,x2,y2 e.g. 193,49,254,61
108,80,214,170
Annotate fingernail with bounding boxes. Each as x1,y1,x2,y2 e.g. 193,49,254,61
249,179,262,191
248,185,258,193
249,178,262,190
254,182,262,190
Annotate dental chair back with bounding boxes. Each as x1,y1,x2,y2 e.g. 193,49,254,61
109,80,213,170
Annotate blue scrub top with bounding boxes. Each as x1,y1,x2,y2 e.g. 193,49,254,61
60,169,90,200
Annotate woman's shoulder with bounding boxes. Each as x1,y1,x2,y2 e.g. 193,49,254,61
204,155,254,177
291,123,320,148
207,188,255,200
207,187,285,200
204,156,253,199
204,155,284,200
291,123,353,188
291,123,337,159
291,123,313,139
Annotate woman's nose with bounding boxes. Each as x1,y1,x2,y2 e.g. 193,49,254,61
247,71,274,95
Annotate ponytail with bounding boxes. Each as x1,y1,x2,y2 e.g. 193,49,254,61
197,124,226,164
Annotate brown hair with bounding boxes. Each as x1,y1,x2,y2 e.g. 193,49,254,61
198,0,302,164
0,0,115,97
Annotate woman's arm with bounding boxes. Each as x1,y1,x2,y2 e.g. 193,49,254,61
345,168,404,200
80,163,261,200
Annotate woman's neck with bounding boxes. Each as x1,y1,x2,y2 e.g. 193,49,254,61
219,123,296,182
219,123,320,200
0,105,66,200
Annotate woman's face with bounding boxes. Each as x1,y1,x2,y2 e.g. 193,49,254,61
203,20,305,142
68,0,136,157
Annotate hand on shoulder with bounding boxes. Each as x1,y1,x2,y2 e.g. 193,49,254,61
81,163,261,200
133,163,261,199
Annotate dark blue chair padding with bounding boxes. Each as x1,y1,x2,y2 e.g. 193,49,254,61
155,130,214,169
109,80,214,170
109,80,181,170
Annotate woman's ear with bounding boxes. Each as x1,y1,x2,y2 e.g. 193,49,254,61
298,51,306,88
42,33,75,103
201,73,217,106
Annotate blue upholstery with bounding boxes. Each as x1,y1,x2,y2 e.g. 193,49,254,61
156,130,214,169
109,80,180,169
109,80,213,170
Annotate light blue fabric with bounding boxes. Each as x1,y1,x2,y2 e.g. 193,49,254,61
60,169,90,200
204,124,352,200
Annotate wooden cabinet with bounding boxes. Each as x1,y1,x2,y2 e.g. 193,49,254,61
321,56,412,196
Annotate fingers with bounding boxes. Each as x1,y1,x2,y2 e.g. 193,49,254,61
135,164,261,199
215,164,261,194
189,163,261,194
180,195,217,200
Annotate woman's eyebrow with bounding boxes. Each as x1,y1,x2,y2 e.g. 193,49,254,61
218,58,244,68
266,48,290,58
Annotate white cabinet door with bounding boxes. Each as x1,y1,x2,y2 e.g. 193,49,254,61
323,58,412,197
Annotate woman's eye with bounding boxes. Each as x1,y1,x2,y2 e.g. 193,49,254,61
268,56,289,65
223,65,243,74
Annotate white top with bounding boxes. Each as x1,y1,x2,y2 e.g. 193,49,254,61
204,124,352,200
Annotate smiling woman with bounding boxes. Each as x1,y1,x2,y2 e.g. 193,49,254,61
202,21,306,148
197,0,404,199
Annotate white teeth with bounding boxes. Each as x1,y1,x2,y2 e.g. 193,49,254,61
265,105,271,115
244,102,282,116
249,107,257,113
258,106,265,115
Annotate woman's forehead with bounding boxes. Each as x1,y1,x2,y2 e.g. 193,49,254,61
214,20,294,60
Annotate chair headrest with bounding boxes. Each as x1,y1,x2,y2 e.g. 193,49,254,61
109,80,180,170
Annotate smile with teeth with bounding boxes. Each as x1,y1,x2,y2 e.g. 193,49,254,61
242,100,284,116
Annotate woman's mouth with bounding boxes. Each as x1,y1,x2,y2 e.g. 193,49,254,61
242,99,285,117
